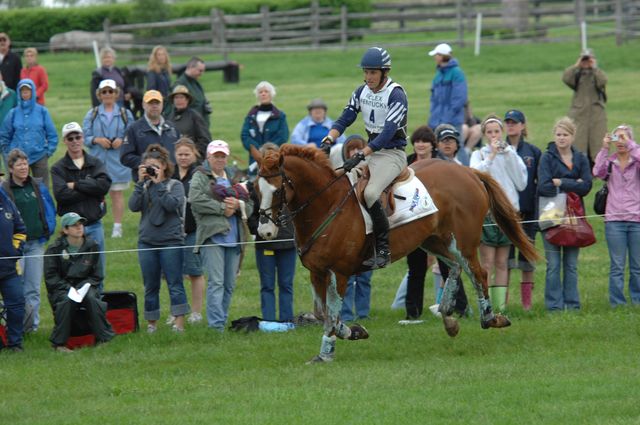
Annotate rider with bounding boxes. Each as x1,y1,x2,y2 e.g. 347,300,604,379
321,47,408,269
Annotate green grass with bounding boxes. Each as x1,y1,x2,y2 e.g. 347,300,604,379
2,37,640,424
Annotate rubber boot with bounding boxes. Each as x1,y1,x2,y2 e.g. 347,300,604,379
488,285,508,313
521,282,533,311
362,201,390,269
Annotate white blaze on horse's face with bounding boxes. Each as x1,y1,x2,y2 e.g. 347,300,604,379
257,177,280,240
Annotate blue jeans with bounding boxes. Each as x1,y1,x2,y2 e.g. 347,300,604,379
340,271,373,321
201,244,240,330
605,221,640,306
19,240,45,330
138,242,189,321
256,247,296,322
0,273,25,348
542,236,580,311
84,221,105,293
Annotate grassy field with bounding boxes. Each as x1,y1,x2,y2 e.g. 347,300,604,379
2,35,640,424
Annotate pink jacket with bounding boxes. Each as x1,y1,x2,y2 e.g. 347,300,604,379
593,141,640,222
20,64,48,105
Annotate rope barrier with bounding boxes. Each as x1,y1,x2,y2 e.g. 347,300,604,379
1,211,635,261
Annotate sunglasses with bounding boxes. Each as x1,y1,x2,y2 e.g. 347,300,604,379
0,38,7,42
100,89,115,94
65,135,83,142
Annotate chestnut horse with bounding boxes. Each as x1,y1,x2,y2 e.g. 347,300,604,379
251,145,539,363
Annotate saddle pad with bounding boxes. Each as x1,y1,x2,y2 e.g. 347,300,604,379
347,171,438,234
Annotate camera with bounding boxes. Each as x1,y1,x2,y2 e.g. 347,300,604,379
610,134,619,142
145,165,157,177
497,140,509,152
581,55,591,61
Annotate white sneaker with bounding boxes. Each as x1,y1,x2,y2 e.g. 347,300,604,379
165,315,176,326
172,325,185,333
147,323,157,334
429,304,442,318
188,312,203,324
111,225,123,238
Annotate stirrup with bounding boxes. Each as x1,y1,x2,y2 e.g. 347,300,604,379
361,249,390,270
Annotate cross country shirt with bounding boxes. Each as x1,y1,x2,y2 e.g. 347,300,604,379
332,78,408,151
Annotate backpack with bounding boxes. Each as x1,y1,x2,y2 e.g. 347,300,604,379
230,316,262,333
90,106,129,126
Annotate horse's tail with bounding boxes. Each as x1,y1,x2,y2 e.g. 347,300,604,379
473,169,541,263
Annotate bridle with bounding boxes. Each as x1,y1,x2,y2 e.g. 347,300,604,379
258,159,357,256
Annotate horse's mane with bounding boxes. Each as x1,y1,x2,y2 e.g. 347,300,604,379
279,144,336,176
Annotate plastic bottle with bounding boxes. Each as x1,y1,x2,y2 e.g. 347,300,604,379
258,321,295,332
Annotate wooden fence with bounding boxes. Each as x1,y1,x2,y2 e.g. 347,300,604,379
103,0,640,55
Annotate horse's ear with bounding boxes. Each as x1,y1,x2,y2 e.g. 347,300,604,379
250,145,262,165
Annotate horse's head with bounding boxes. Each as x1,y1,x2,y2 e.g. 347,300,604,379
251,145,290,240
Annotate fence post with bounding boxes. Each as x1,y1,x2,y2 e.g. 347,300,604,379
456,0,465,47
102,18,112,48
311,0,320,48
399,6,405,29
614,0,624,45
211,8,228,60
261,5,271,48
574,0,586,24
340,5,348,50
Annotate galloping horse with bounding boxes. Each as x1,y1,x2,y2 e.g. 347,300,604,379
251,144,539,363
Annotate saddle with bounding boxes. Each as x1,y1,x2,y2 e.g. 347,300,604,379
352,165,413,216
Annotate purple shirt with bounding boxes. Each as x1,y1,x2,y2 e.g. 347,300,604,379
593,141,640,222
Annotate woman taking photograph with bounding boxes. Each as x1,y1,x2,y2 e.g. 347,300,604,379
189,140,252,331
44,212,115,352
538,117,592,311
470,115,527,312
83,79,134,238
593,125,640,307
129,144,190,333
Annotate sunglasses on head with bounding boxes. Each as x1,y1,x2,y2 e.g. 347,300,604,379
65,135,83,142
100,89,115,94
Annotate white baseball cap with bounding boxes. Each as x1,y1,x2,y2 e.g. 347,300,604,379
207,140,230,156
98,79,117,90
61,122,83,139
428,43,452,56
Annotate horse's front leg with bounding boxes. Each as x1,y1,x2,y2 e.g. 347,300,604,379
307,271,368,364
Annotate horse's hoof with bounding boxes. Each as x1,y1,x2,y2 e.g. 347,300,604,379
348,324,369,340
481,314,511,329
442,315,460,337
306,355,333,365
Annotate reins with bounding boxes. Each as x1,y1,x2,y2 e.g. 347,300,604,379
258,160,357,257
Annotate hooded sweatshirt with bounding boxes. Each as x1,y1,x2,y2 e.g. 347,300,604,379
0,78,58,164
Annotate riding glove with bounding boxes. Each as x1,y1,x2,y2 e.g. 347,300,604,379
320,135,334,155
342,151,365,172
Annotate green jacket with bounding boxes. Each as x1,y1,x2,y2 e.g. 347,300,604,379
174,73,210,128
44,235,102,307
188,166,252,251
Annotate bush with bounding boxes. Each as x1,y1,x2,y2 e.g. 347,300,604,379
1,0,371,45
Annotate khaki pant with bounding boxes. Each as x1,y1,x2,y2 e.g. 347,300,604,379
363,148,407,208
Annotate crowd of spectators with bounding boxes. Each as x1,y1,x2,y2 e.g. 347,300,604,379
0,38,638,354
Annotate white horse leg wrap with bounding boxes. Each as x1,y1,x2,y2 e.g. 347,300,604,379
335,322,352,340
319,335,336,360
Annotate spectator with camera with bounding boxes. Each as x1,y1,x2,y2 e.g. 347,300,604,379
121,90,180,180
593,125,640,307
129,144,190,333
174,57,212,129
470,114,527,312
562,49,607,165
83,79,134,239
51,122,112,293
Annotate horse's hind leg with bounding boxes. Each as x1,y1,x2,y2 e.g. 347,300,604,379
466,254,511,329
436,257,462,337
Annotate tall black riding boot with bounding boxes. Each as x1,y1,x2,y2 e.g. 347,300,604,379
362,200,391,269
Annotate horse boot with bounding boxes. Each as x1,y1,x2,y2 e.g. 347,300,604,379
362,200,391,270
521,281,533,311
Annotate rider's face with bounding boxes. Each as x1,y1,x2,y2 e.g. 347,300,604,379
363,69,384,91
